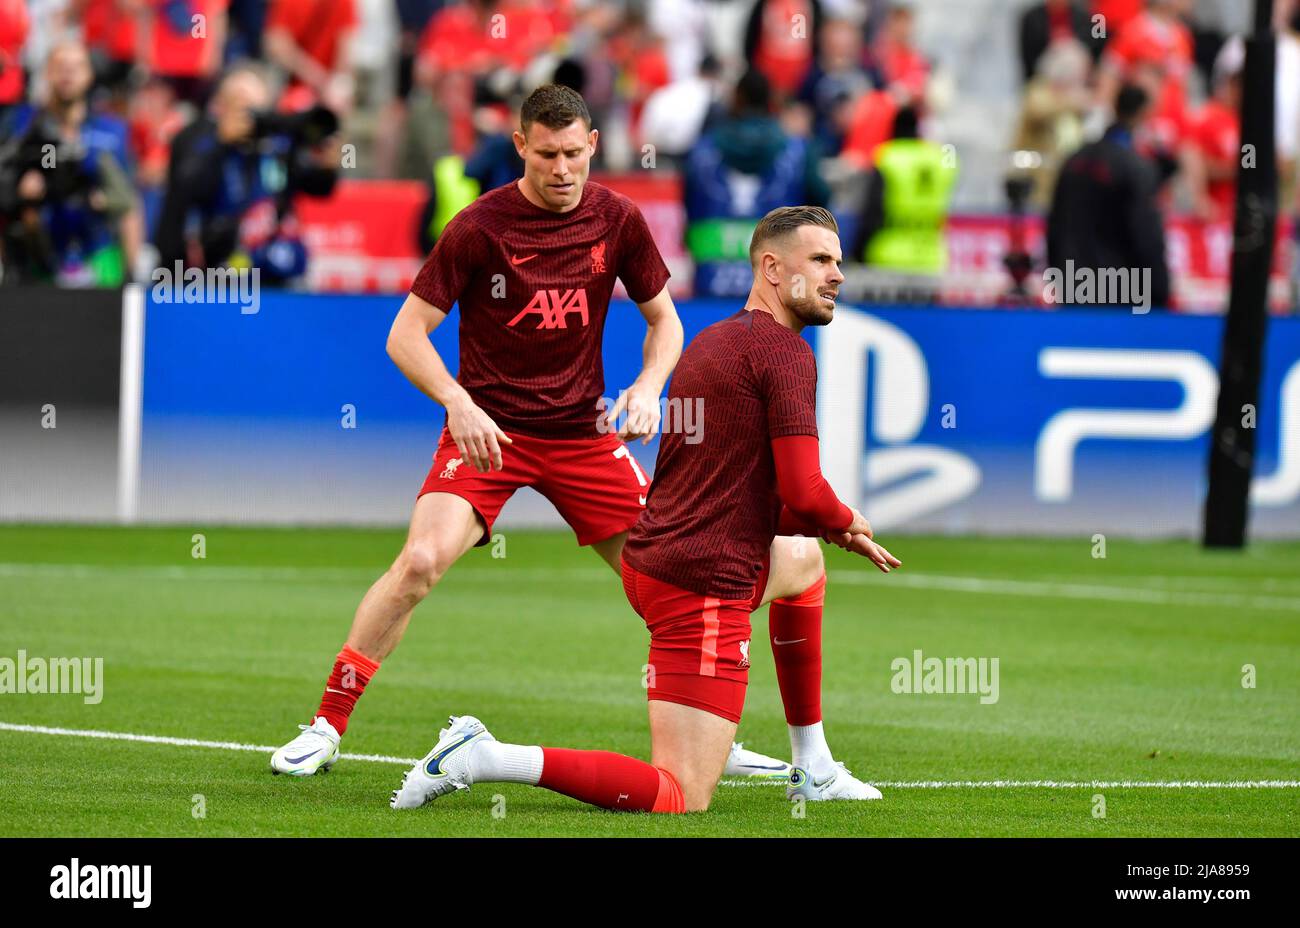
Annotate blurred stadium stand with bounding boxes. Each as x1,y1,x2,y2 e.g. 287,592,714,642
0,0,1296,310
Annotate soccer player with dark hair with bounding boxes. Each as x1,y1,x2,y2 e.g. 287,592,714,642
270,83,682,773
390,206,901,814
273,85,820,780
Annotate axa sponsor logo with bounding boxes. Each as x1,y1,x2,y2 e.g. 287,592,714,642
507,288,590,329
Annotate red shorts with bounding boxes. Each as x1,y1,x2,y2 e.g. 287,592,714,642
419,427,648,546
620,557,770,724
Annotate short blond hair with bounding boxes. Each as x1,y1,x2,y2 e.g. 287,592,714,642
749,206,839,265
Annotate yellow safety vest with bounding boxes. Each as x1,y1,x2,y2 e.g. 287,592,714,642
865,139,957,273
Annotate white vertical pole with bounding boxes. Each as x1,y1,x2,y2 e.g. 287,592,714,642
117,284,145,523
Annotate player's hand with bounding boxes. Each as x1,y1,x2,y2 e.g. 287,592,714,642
827,532,900,573
446,396,513,472
604,383,661,445
842,507,873,539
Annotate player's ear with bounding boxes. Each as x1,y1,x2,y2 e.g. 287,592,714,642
512,129,527,158
762,252,782,286
588,128,598,154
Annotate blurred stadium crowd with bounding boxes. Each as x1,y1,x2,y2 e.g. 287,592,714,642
0,0,1297,309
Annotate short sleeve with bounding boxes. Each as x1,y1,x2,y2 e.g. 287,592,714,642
754,335,819,439
616,203,671,303
409,210,485,312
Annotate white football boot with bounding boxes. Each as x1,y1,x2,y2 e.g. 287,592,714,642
390,715,495,810
270,716,341,776
724,742,792,779
787,762,883,801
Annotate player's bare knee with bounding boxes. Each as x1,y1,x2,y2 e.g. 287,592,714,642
680,777,716,812
662,759,719,812
397,541,448,596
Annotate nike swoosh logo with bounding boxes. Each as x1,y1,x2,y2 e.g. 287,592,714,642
424,733,475,777
739,763,788,771
638,495,647,506
812,773,837,788
773,638,807,645
510,254,539,265
285,751,318,765
325,687,348,695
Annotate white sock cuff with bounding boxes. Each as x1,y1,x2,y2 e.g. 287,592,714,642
789,721,832,769
473,742,544,785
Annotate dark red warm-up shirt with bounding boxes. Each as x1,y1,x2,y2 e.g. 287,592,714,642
410,180,671,438
623,309,852,600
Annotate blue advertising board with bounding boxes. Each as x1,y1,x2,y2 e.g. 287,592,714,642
139,293,1300,537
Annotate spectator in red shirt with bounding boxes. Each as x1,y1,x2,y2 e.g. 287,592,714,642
1096,0,1194,152
144,0,228,105
264,0,357,114
838,84,899,170
745,0,822,102
75,0,141,96
128,76,188,189
415,0,567,155
869,2,929,105
607,9,670,144
1182,39,1242,222
418,0,560,78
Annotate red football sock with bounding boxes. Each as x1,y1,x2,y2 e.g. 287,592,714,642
769,573,825,726
539,748,686,813
314,645,381,735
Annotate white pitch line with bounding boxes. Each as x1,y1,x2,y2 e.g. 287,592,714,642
2,722,1297,789
831,570,1300,612
719,778,1300,789
3,562,1300,612
0,721,420,766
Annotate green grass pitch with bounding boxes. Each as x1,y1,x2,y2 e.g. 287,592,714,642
1,524,1297,837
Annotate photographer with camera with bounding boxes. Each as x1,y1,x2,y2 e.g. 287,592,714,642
0,41,143,286
153,63,340,282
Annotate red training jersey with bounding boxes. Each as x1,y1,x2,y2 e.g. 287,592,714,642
623,308,822,599
409,179,670,439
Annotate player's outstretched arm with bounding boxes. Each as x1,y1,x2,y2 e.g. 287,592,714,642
605,286,683,444
387,291,512,472
773,435,900,573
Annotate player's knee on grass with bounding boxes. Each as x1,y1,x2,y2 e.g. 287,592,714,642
662,748,731,811
677,769,720,812
648,700,735,812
